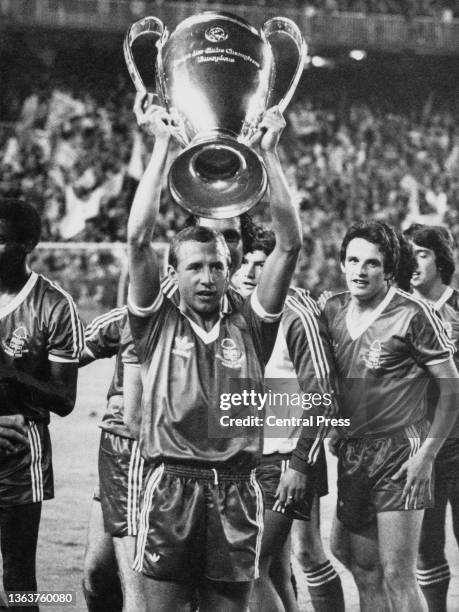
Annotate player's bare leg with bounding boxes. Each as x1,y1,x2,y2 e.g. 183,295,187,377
417,482,449,612
346,521,389,612
143,577,194,612
378,510,427,612
292,498,344,612
0,503,41,612
250,510,293,612
330,512,352,571
113,536,146,612
82,498,122,612
200,578,252,612
269,536,298,612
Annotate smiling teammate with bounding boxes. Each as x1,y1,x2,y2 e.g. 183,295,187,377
321,220,458,612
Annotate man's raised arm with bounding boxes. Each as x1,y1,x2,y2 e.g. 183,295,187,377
253,107,302,314
127,98,172,309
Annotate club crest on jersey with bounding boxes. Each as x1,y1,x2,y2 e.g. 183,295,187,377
216,338,243,369
2,326,29,359
172,335,194,359
362,340,382,370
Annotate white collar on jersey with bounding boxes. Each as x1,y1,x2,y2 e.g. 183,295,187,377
179,293,231,345
0,272,38,319
346,286,396,341
433,286,454,311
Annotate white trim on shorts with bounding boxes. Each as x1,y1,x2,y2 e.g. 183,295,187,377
127,441,144,537
250,469,264,580
133,464,165,572
27,422,43,503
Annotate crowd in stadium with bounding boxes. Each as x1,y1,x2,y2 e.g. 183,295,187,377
128,0,459,18
0,74,458,295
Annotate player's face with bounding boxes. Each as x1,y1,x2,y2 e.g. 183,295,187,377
410,243,440,290
198,218,242,273
342,238,388,301
173,239,229,316
235,250,268,297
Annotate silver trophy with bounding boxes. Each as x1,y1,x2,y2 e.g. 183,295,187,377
125,12,307,218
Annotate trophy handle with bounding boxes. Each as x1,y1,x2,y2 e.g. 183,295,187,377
262,17,307,113
124,16,167,93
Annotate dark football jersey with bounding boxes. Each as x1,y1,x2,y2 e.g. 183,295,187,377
432,286,459,438
0,272,84,423
128,289,281,469
84,307,135,439
322,287,454,436
263,288,335,466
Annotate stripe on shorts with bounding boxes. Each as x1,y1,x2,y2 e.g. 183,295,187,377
250,470,265,579
27,422,43,503
127,441,144,536
133,464,164,572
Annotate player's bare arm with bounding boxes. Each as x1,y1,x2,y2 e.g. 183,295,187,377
393,356,459,507
252,107,302,314
127,97,173,309
2,361,78,417
123,364,142,438
0,414,29,454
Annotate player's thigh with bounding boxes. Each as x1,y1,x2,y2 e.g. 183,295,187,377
329,512,352,570
84,498,117,578
142,577,194,612
418,477,448,566
260,509,293,567
200,578,252,612
112,535,137,575
0,502,41,562
377,510,424,576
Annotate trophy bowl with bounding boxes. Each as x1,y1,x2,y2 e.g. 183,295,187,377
125,12,307,218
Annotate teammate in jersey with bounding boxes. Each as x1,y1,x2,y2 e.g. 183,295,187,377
321,220,458,612
405,225,459,612
234,229,344,612
0,198,83,609
80,307,145,612
125,102,301,611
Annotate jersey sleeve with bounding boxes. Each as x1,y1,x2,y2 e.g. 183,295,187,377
47,291,84,363
120,317,139,367
84,308,126,360
127,286,168,363
282,296,338,472
240,288,282,366
406,306,455,367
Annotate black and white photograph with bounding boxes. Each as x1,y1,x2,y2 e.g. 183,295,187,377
0,1,459,610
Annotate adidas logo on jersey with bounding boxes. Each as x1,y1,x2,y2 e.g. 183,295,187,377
172,335,194,359
151,553,160,563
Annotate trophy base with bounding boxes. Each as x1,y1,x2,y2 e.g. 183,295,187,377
168,139,267,219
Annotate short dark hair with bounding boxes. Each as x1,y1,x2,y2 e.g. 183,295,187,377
340,221,400,278
395,231,417,291
0,199,41,248
243,224,276,257
168,225,230,269
408,225,455,284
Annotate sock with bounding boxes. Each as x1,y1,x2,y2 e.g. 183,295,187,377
305,560,345,612
417,563,450,612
